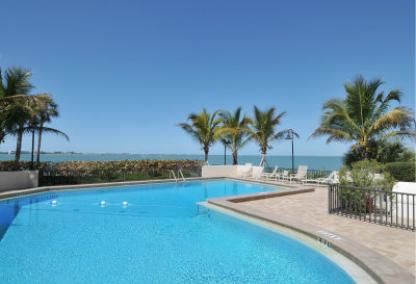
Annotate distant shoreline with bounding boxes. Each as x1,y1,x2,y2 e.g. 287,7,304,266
0,152,343,157
0,152,81,155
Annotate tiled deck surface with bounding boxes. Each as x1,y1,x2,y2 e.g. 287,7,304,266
242,184,416,276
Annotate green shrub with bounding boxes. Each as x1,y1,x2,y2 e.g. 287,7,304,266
343,140,414,167
385,161,415,182
338,160,396,214
0,160,204,185
339,159,394,189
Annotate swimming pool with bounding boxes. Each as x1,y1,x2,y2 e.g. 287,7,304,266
0,180,354,283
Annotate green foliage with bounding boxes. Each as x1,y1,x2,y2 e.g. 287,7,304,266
312,75,415,159
249,106,287,155
0,160,203,186
0,67,34,132
343,140,414,166
179,109,222,161
343,142,376,166
385,161,415,182
179,106,293,165
217,107,251,165
338,187,372,213
339,159,394,189
0,67,67,163
338,160,396,214
31,93,68,165
376,141,414,163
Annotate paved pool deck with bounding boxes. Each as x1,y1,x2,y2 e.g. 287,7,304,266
239,181,415,277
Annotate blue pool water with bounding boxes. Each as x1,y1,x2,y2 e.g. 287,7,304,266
0,180,354,283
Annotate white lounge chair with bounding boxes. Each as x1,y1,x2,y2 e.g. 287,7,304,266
277,170,290,182
302,171,339,184
237,163,253,178
261,166,278,180
289,165,308,183
251,166,264,179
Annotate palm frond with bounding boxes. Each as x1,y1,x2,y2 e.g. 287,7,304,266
370,107,414,135
274,129,300,140
382,130,416,141
178,109,222,155
217,107,251,154
250,106,286,153
38,126,70,141
310,127,353,143
14,125,70,141
4,67,33,97
312,75,411,160
384,90,402,103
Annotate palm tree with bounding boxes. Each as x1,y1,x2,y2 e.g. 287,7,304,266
0,67,34,162
249,106,287,166
179,109,222,163
219,138,231,165
311,75,415,160
27,97,40,167
217,107,251,165
31,93,68,166
0,88,20,144
0,99,7,144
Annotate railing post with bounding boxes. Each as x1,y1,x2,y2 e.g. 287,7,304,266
328,184,332,213
407,194,410,229
413,195,415,231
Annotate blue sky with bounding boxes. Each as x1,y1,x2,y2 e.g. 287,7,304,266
0,0,414,156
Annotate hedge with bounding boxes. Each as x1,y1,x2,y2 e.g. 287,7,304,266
384,161,415,182
0,160,204,186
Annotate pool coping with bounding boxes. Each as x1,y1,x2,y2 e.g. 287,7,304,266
0,177,208,200
0,177,413,283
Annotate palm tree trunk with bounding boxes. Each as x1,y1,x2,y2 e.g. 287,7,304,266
204,146,209,163
260,152,267,166
363,143,371,160
223,143,227,165
232,150,238,165
15,128,23,162
36,124,43,165
30,130,35,169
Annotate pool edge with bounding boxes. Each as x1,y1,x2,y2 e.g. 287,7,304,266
0,177,217,201
0,177,413,284
206,189,415,284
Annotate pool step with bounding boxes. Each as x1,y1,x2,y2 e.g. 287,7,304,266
196,202,210,216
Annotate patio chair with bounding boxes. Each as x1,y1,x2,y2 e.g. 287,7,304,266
277,170,290,182
289,165,308,183
237,163,253,178
302,171,339,184
251,166,264,179
261,166,278,180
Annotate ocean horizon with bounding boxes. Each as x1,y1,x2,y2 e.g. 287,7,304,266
0,153,344,171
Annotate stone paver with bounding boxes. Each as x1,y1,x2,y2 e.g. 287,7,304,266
243,184,415,276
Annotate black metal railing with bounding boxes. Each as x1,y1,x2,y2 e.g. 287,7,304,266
328,184,415,231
